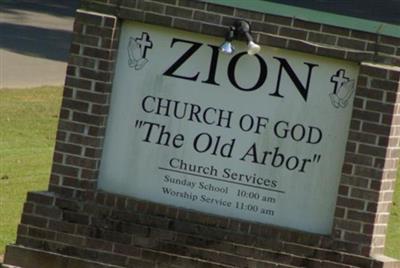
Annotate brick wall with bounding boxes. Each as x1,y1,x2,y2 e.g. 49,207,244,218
49,10,120,200
4,1,400,267
335,63,400,256
80,0,399,65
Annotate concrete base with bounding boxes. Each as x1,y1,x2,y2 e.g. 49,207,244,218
3,245,122,268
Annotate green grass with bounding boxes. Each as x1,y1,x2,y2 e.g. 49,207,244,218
386,171,400,259
0,86,399,260
0,86,62,255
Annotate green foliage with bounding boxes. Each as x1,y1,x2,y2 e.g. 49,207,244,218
0,87,62,255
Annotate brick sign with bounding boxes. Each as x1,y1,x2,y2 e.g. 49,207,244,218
98,22,359,234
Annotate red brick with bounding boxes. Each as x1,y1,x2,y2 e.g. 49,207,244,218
389,70,400,81
173,18,201,32
58,120,86,133
350,119,361,130
344,153,373,166
55,131,67,143
317,47,346,59
259,34,287,48
342,253,374,267
335,207,345,218
348,131,376,144
367,43,396,55
138,1,165,14
62,177,81,188
144,12,172,27
72,22,84,34
337,197,365,210
178,0,205,9
351,30,376,41
69,43,81,54
357,88,385,101
94,82,113,93
308,32,336,45
69,55,96,69
63,87,74,98
91,104,109,115
103,17,117,28
21,214,48,228
27,192,55,206
338,185,349,196
193,10,220,24
62,99,89,112
358,144,387,158
69,133,103,147
84,147,102,158
293,19,320,31
347,210,376,223
65,77,92,90
340,176,369,188
56,232,85,246
81,169,99,180
49,220,76,234
83,47,112,59
85,25,115,38
17,224,29,236
206,3,234,15
335,219,362,232
265,14,292,26
73,112,106,125
322,25,350,36
341,163,353,175
280,27,307,39
63,211,90,225
251,21,278,34
28,227,56,240
52,163,80,177
86,238,113,251
35,205,62,219
371,79,399,91
287,40,316,54
346,51,374,62
338,38,366,50
76,11,103,26
354,166,383,180
350,188,379,201
119,7,145,22
49,174,60,185
59,109,70,119
72,34,99,47
65,155,98,169
90,126,107,137
345,141,356,153
23,203,34,214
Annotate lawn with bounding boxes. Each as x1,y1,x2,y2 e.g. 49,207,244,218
386,171,400,259
0,86,62,255
0,86,399,260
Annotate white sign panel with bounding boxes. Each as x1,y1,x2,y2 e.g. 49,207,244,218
98,22,359,234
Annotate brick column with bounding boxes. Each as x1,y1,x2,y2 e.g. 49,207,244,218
333,63,400,256
49,10,120,200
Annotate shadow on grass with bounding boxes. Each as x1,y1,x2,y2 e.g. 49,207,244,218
0,0,79,18
0,23,72,62
0,0,79,62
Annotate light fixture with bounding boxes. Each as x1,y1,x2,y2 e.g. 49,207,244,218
219,20,261,56
219,26,236,55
